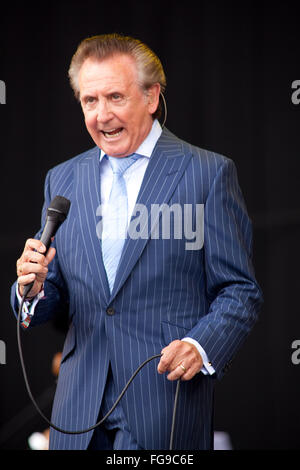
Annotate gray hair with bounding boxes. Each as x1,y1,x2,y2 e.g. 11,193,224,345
68,33,167,120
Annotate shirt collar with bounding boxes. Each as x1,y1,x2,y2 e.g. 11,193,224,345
99,119,162,161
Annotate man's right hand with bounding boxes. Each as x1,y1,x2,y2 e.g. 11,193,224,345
16,239,56,299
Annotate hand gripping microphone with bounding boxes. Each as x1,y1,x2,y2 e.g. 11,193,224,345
22,195,71,299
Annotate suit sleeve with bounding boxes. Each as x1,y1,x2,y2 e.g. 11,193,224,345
186,158,263,380
10,169,69,328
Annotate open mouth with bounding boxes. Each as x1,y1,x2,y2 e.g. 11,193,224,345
101,127,124,139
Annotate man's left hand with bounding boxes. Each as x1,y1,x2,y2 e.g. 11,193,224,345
157,340,203,381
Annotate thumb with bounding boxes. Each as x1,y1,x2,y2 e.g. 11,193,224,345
45,246,56,264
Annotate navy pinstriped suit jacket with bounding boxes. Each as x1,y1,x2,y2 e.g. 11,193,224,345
11,127,262,449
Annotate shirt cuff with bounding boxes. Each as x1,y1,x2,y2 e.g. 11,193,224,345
181,337,216,376
16,284,45,328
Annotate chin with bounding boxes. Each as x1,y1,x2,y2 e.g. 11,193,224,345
102,147,128,157
99,141,131,157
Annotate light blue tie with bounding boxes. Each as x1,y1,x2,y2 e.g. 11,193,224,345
102,154,140,292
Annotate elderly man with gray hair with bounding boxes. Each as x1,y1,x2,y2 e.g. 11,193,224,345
12,34,262,450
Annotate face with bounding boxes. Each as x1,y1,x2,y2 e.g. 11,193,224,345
78,54,160,157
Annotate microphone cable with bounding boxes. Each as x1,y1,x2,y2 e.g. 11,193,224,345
17,294,181,450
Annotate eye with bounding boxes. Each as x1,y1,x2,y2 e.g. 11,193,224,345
82,96,98,110
86,96,96,103
82,96,96,107
110,93,123,101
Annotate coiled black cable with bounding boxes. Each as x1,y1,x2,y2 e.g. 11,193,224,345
17,294,181,449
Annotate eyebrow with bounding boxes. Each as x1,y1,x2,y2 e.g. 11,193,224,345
80,90,125,101
80,91,96,100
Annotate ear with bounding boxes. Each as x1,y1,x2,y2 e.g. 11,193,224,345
147,83,161,114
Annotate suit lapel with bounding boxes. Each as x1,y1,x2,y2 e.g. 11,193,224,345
74,147,111,304
110,128,193,300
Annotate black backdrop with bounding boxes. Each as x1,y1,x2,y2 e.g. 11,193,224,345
0,0,300,450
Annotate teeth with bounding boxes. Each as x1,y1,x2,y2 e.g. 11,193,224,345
103,128,123,138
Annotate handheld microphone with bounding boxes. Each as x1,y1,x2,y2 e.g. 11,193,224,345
22,195,71,298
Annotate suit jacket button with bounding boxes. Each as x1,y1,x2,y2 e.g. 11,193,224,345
106,307,115,316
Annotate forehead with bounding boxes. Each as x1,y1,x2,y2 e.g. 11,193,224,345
78,54,139,94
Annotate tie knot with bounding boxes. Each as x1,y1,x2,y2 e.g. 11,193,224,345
108,153,140,176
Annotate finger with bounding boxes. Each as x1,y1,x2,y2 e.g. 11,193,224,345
22,249,48,266
180,365,200,381
21,259,48,275
21,246,56,269
158,340,189,374
178,352,204,381
167,363,187,381
24,238,46,254
168,343,203,373
167,359,202,381
166,344,204,381
164,350,190,374
157,340,181,374
20,247,56,273
16,258,23,274
157,354,170,374
17,273,36,287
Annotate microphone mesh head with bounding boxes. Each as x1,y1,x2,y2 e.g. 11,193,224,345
48,196,71,217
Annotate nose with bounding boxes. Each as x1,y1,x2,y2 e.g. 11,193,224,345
96,98,114,123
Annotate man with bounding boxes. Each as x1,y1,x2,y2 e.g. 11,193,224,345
11,34,263,450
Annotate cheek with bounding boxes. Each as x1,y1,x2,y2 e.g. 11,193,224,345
84,112,97,130
123,113,138,135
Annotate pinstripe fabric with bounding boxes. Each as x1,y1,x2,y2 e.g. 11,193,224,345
88,365,143,450
11,127,263,449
